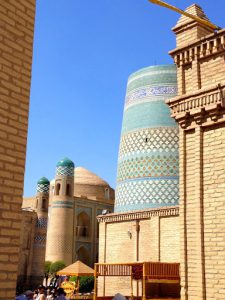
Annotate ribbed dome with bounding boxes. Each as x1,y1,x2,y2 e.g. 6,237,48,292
50,167,114,202
37,177,50,185
74,167,108,186
56,157,74,168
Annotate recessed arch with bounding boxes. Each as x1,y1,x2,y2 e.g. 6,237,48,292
76,211,91,237
77,246,90,266
55,183,61,195
66,183,71,196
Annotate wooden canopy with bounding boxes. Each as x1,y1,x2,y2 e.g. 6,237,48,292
57,260,94,276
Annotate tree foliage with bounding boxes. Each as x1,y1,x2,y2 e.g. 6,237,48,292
79,276,94,293
49,260,66,275
70,276,94,293
44,261,52,276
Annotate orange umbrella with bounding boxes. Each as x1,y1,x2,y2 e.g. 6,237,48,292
57,260,94,276
57,260,94,294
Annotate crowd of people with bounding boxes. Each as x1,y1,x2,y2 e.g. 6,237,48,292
16,285,68,300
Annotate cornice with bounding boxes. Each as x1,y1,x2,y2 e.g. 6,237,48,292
169,29,225,67
97,206,179,223
166,82,225,129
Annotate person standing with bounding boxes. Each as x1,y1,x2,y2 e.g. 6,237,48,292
55,288,67,300
36,285,46,300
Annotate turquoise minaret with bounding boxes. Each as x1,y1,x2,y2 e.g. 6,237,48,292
45,158,75,266
115,65,179,212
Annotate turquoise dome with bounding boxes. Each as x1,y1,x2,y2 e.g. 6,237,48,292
56,157,74,168
37,177,50,185
115,64,179,212
37,177,50,193
56,157,74,177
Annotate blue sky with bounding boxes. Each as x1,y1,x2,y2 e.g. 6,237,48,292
24,0,224,196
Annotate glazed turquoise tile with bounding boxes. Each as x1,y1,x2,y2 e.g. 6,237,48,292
115,65,179,212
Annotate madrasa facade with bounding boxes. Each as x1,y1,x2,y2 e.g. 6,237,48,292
17,158,114,288
98,4,225,300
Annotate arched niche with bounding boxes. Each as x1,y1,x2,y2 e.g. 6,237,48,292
77,246,90,266
76,211,91,238
66,183,71,196
55,182,61,195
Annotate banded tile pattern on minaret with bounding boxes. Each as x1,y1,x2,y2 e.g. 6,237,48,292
115,65,179,212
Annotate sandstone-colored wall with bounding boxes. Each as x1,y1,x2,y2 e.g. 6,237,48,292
160,216,180,262
0,1,35,298
17,211,36,288
98,213,179,296
203,124,225,300
200,54,225,88
168,8,225,300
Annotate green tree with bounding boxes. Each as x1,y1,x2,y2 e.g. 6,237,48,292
44,261,52,286
49,260,66,276
70,276,94,293
79,276,94,293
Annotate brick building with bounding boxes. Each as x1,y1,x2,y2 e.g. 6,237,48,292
0,1,36,299
18,158,114,289
167,4,225,300
98,4,225,300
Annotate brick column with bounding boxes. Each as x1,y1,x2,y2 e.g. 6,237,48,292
194,126,206,299
179,128,188,300
0,1,36,299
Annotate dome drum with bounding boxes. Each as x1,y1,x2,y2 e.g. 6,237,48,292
36,177,50,193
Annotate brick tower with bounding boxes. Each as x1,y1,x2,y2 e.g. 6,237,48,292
45,158,75,266
31,177,50,286
167,4,225,300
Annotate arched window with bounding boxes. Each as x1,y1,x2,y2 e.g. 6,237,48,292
55,183,61,195
76,212,91,238
66,184,71,196
42,198,47,210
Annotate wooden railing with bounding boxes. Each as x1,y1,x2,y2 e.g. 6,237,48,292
96,263,133,276
144,262,180,280
95,262,179,279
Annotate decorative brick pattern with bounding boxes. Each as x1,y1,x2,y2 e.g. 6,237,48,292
115,65,178,212
119,127,179,159
116,178,179,211
125,85,178,109
0,1,35,298
56,166,74,177
34,235,46,247
36,218,48,229
36,183,49,193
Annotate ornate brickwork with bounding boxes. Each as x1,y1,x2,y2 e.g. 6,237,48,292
119,127,178,159
56,165,74,176
36,177,50,193
115,65,179,212
56,157,75,177
34,235,46,247
116,178,178,211
51,200,74,209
